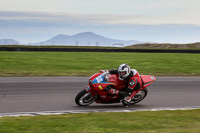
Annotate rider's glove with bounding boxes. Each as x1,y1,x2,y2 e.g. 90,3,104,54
99,70,109,73
99,70,105,73
108,88,119,95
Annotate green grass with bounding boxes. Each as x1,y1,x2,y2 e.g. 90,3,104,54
0,109,200,133
0,52,200,76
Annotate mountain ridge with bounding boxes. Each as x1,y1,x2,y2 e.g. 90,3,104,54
30,32,141,47
0,39,19,45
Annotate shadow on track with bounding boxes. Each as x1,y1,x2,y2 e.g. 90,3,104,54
73,104,147,110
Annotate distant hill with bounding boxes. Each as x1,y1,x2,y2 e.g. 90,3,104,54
30,32,142,47
0,39,19,45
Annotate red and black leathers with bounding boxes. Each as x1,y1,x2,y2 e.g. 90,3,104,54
108,69,142,97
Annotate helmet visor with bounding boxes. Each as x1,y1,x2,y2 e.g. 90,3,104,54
119,71,126,76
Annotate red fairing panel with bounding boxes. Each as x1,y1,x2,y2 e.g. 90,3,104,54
108,74,127,91
140,75,156,88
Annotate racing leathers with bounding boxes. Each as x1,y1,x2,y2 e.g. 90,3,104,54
106,68,142,103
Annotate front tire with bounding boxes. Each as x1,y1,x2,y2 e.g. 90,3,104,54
75,89,97,106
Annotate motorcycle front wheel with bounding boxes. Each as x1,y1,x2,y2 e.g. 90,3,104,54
75,89,97,106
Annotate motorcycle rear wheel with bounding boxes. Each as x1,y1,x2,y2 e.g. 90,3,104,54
130,88,148,104
75,89,97,106
122,88,148,106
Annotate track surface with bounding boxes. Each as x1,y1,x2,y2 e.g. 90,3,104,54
0,77,200,114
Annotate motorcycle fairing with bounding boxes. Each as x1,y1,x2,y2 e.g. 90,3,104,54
92,74,111,84
140,75,156,88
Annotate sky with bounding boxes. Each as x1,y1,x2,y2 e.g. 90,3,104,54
0,0,200,44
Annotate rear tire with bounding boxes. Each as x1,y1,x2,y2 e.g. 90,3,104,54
130,88,148,105
75,89,97,106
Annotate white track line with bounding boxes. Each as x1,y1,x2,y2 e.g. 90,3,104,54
0,106,200,117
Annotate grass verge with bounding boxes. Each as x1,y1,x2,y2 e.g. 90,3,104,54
0,52,200,76
0,109,200,133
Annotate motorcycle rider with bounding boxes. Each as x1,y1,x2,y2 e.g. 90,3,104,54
100,63,142,104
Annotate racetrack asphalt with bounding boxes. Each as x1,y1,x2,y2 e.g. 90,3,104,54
0,77,200,114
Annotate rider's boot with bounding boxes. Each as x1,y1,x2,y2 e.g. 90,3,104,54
123,96,132,103
122,90,137,106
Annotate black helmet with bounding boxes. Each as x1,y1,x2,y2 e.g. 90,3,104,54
118,63,130,80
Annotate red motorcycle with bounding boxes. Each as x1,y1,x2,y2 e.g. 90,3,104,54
75,72,156,106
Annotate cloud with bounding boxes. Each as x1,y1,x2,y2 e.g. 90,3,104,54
1,0,200,44
0,0,73,12
1,0,200,26
1,10,200,26
0,0,190,14
0,11,150,25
